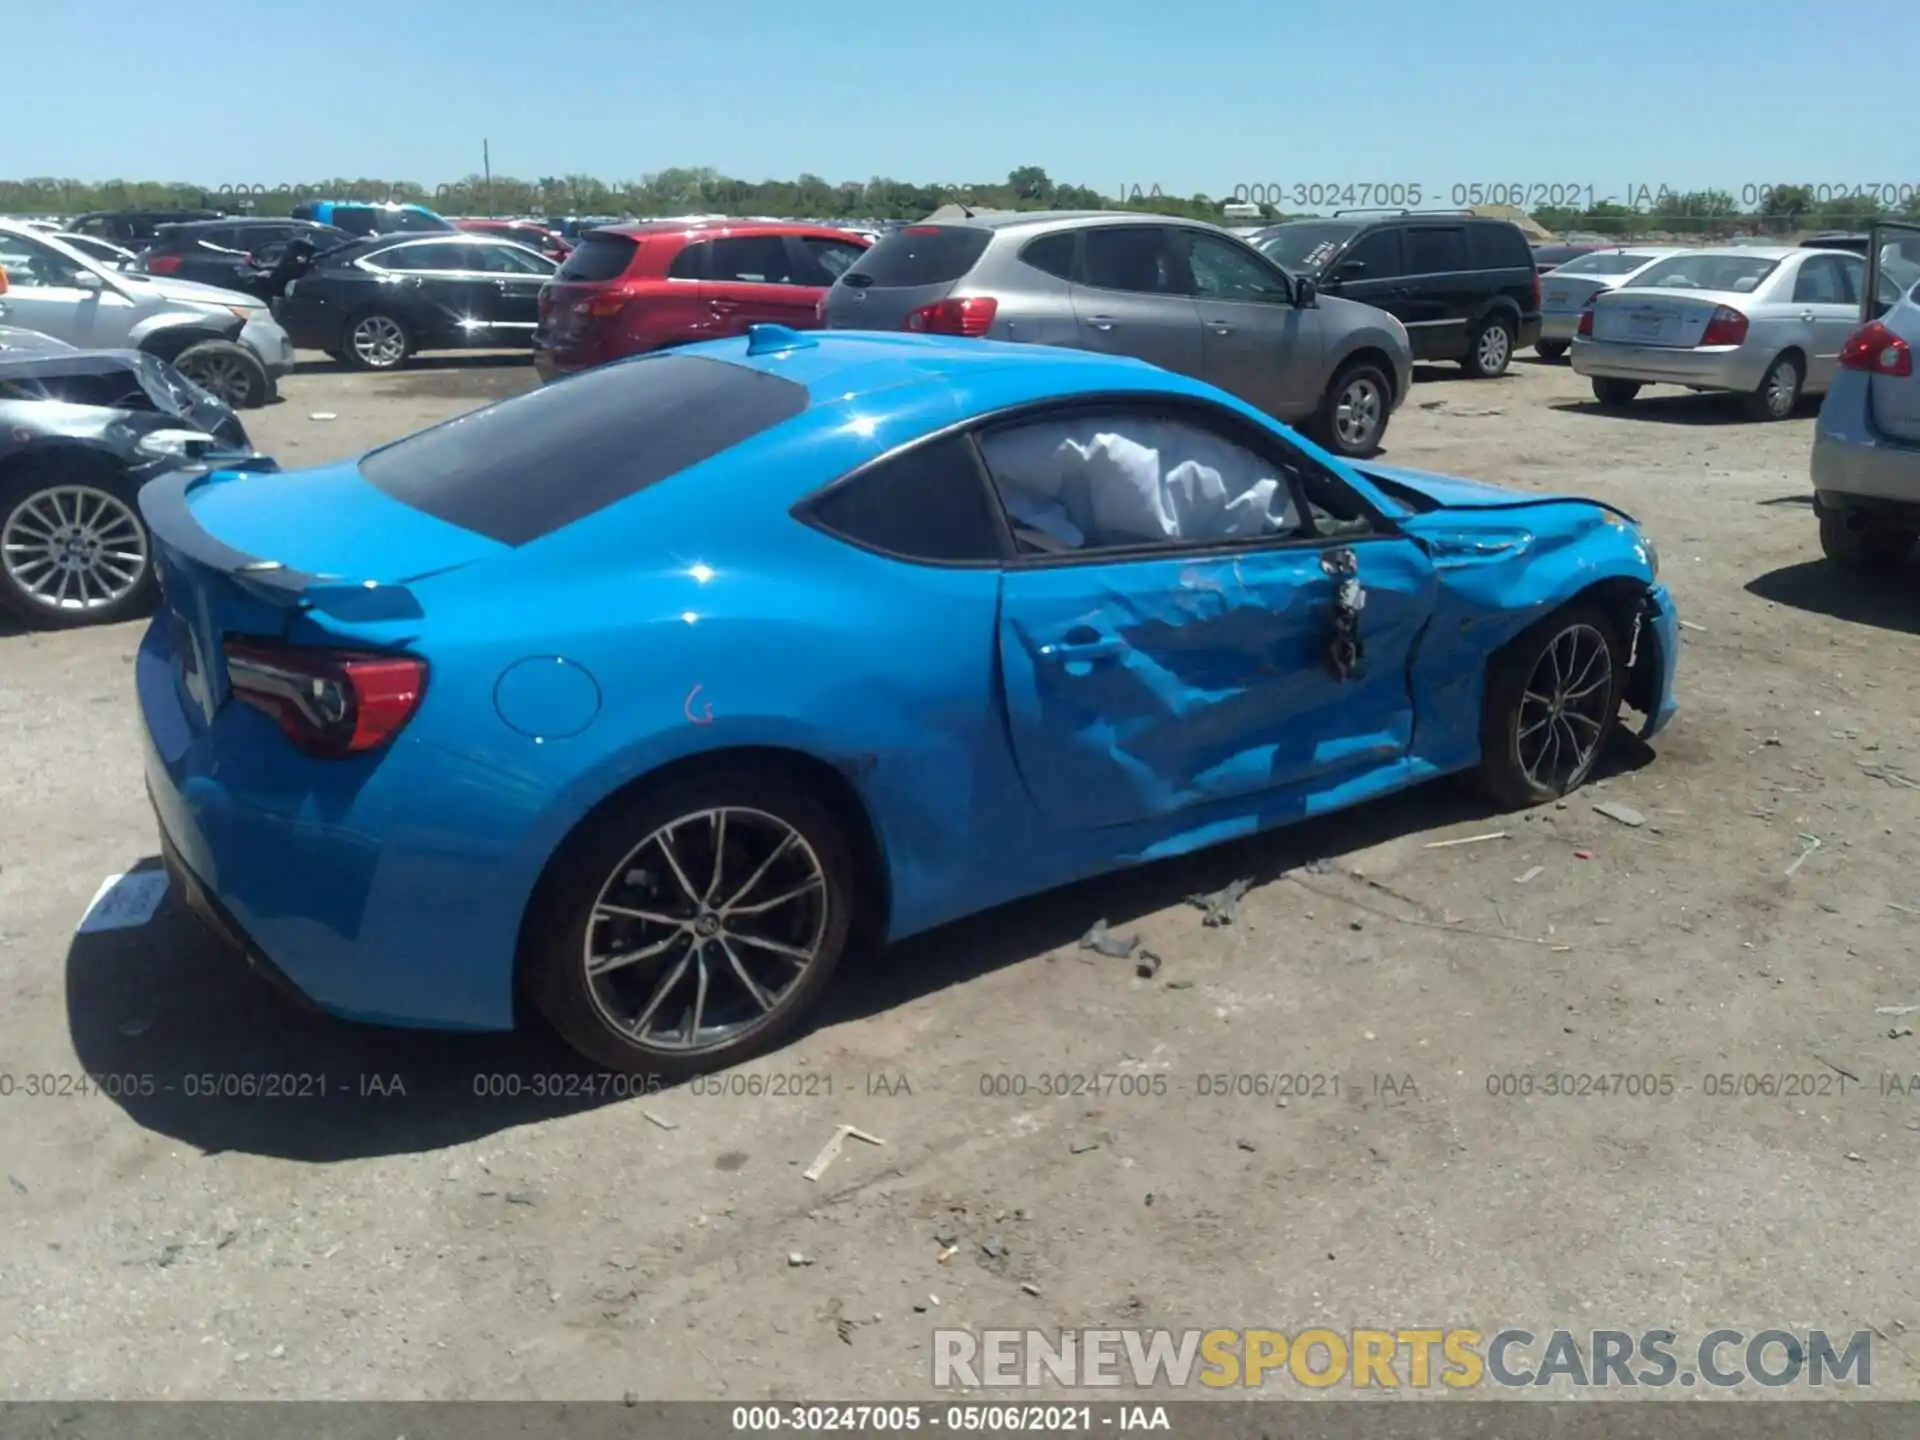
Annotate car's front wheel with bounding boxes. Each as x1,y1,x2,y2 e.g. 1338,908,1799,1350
1819,510,1915,571
343,311,412,371
1478,603,1625,808
0,453,156,629
526,766,858,1077
1311,360,1391,457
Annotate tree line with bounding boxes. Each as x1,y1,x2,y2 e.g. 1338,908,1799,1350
3,169,1917,235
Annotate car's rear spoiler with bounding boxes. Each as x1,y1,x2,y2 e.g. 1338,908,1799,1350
138,464,425,622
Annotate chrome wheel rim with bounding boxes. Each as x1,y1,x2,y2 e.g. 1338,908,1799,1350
1334,377,1383,448
582,807,829,1054
176,351,252,406
1,485,149,614
1763,360,1798,417
1477,323,1511,372
1517,622,1613,792
351,316,406,368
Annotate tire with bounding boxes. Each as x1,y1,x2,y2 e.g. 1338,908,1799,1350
1477,602,1625,809
1534,340,1569,361
1592,377,1641,408
0,452,157,629
1743,352,1803,421
1310,360,1392,457
1462,315,1515,378
524,765,858,1078
1819,510,1914,571
342,311,412,371
173,339,271,409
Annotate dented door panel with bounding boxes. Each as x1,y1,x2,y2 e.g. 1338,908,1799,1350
994,539,1439,829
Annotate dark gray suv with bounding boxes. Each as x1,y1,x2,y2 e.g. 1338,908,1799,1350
822,211,1414,456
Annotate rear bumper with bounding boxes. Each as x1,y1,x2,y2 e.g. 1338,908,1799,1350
1571,337,1765,392
1539,313,1581,342
1811,373,1920,508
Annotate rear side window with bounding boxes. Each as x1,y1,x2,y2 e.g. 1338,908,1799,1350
557,233,640,282
359,355,810,546
842,226,991,287
1020,232,1077,280
794,236,867,285
804,434,1004,564
1468,223,1532,270
1404,227,1468,274
1082,227,1187,294
709,235,796,284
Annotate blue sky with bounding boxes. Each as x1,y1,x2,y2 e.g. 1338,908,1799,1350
11,0,1917,199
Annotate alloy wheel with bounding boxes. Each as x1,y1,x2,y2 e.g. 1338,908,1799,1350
1334,376,1383,449
1516,622,1613,792
1763,359,1798,418
0,485,149,615
351,316,407,368
1477,323,1512,373
176,351,253,407
581,807,830,1054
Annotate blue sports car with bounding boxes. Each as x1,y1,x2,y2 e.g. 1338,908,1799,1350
136,326,1680,1076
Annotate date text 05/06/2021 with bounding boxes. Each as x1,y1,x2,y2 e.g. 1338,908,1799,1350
1117,181,1920,211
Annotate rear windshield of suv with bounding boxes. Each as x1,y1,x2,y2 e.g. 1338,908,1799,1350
1467,222,1532,270
1629,254,1780,292
1554,251,1662,276
840,226,991,287
556,233,639,283
1253,222,1360,274
358,354,810,546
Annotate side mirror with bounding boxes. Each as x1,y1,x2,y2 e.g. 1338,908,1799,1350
71,270,105,292
1294,275,1318,307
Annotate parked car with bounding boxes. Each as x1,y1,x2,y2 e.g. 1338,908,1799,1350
1250,213,1541,380
134,324,1678,1076
53,233,138,268
455,218,571,261
1811,246,1920,568
289,201,454,238
1798,233,1920,299
1570,246,1908,420
1533,248,1683,359
0,335,252,628
275,233,558,369
822,212,1413,457
545,215,627,242
0,222,295,408
66,209,225,248
131,218,353,296
1532,243,1605,276
535,221,867,382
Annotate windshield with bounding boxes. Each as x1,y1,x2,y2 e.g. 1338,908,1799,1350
1253,222,1361,273
1554,251,1663,277
1627,253,1780,293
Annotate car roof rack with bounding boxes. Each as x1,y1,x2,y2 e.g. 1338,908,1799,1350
1331,207,1479,218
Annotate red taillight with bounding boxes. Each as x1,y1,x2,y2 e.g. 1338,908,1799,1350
904,296,998,337
145,254,184,275
572,288,629,320
1838,320,1913,376
223,639,427,758
1697,306,1748,348
1577,300,1595,337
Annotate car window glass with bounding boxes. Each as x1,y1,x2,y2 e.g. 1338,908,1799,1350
387,242,473,271
1793,255,1847,303
1081,227,1186,295
0,234,85,288
799,237,866,283
976,411,1305,556
1339,227,1403,280
1020,232,1078,281
389,208,449,233
198,227,244,251
332,208,380,237
807,433,1004,563
471,243,552,274
1468,223,1532,270
668,240,708,280
1184,234,1289,302
1403,227,1468,274
708,235,796,284
1835,255,1866,304
1632,253,1779,292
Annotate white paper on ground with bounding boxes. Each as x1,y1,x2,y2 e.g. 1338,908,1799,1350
76,872,170,934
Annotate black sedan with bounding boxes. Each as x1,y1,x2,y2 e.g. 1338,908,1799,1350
273,234,558,369
134,218,353,298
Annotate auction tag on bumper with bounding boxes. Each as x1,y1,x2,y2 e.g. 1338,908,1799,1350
76,871,169,934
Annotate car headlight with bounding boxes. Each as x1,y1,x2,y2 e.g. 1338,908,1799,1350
1638,528,1659,578
137,428,219,459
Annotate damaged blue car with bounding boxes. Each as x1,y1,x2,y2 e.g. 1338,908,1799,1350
136,325,1679,1076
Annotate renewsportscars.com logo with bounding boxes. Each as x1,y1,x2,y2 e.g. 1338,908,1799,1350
932,1328,1872,1390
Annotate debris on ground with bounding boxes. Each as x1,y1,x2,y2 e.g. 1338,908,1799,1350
1166,979,1195,990
1070,1138,1102,1155
803,1124,885,1182
1235,1138,1256,1152
1573,850,1595,860
1861,762,1920,789
1515,866,1546,884
933,1228,959,1247
1186,878,1250,927
1846,1152,1866,1163
1877,1005,1920,1017
642,1112,678,1131
1134,950,1162,979
1593,802,1645,827
1783,834,1822,878
1079,919,1139,958
1423,831,1509,849
504,1190,538,1206
7,1175,27,1195
1892,1027,1914,1040
787,1252,813,1267
1020,1282,1041,1296
982,1235,1007,1259
1678,620,1707,632
937,1246,958,1264
1304,858,1335,874
308,412,337,421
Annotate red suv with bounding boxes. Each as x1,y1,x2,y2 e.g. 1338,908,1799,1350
532,221,870,381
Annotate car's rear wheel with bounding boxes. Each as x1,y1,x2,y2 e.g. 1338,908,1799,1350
1819,510,1915,571
526,767,857,1077
0,453,155,629
1477,603,1624,808
1311,360,1391,457
1743,352,1803,421
1463,316,1515,378
1534,340,1569,361
343,311,412,371
1592,377,1641,407
173,339,271,409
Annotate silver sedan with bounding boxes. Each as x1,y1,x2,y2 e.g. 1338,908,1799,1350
1534,247,1682,358
1571,246,1884,420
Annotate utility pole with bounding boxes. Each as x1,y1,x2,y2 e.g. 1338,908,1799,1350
483,139,493,217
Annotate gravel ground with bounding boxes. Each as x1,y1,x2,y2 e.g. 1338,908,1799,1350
1,349,1916,1401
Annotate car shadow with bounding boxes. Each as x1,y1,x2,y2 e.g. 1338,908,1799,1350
1550,393,1818,426
291,351,533,377
1745,557,1920,635
67,751,1661,1163
1410,364,1474,384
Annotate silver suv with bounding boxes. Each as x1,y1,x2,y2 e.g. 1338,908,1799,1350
822,211,1413,456
0,221,295,408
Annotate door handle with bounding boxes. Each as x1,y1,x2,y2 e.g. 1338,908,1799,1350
1208,322,1235,335
711,299,740,313
1038,631,1125,663
1087,316,1116,331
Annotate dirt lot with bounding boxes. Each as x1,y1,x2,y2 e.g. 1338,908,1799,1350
2,350,1917,1401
